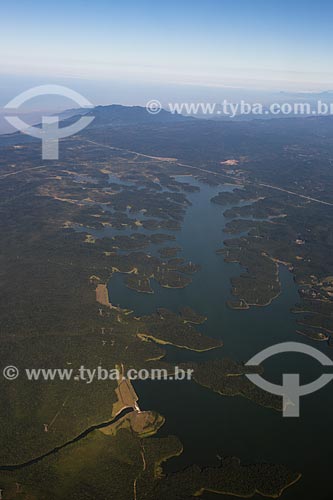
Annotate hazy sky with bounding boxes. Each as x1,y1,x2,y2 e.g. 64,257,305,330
1,0,333,106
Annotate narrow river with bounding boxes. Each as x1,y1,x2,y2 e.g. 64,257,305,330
0,408,133,471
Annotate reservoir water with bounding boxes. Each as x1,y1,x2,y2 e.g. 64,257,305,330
107,176,332,500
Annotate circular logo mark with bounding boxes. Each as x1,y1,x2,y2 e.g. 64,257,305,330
3,366,19,381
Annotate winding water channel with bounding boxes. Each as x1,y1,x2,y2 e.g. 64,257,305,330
0,408,133,471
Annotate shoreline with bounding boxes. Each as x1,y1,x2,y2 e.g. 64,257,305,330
193,472,302,499
137,333,223,353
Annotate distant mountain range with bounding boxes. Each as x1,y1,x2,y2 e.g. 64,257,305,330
0,104,191,137
66,104,192,129
0,104,189,136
